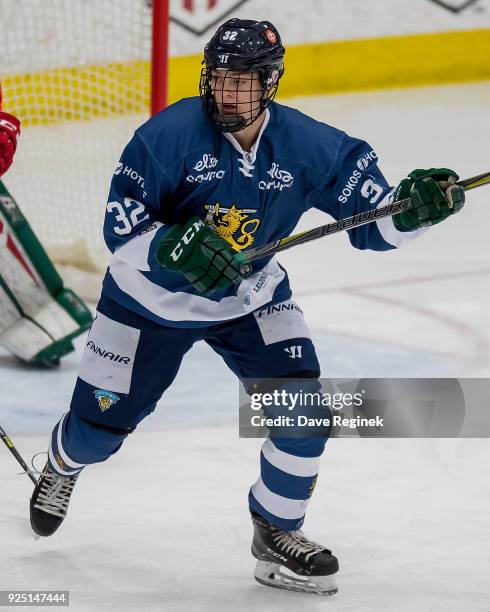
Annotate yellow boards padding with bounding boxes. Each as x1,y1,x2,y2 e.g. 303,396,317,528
3,29,489,126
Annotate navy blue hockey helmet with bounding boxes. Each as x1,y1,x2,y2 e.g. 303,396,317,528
200,18,285,132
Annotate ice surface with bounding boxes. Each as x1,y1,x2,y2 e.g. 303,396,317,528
1,83,490,610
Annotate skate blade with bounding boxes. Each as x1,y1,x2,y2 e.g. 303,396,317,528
254,560,338,596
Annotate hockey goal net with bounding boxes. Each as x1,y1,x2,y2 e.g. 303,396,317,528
1,0,168,300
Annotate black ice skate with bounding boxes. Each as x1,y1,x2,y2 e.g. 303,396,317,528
251,511,339,596
30,462,80,537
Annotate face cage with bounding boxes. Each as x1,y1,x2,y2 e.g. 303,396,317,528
199,66,282,133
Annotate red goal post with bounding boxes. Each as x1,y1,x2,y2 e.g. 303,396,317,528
1,0,170,300
152,0,170,115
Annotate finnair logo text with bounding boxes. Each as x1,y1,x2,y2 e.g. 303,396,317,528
87,341,131,364
257,303,304,317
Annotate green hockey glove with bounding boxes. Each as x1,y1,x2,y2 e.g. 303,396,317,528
155,216,251,294
393,168,465,232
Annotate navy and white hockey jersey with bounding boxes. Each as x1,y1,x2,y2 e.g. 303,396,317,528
102,97,418,327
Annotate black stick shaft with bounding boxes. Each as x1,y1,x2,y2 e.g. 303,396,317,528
0,425,38,486
242,171,490,265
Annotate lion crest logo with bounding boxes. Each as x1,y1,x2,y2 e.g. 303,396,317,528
94,390,121,412
204,203,260,251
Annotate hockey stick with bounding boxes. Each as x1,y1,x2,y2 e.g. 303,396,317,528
0,425,38,486
241,171,490,265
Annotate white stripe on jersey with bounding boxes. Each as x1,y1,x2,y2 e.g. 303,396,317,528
114,221,165,271
108,257,286,323
376,189,428,248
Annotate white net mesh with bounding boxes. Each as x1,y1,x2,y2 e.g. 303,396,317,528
1,0,155,292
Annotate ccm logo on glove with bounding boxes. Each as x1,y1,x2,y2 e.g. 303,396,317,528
169,218,205,262
156,216,250,294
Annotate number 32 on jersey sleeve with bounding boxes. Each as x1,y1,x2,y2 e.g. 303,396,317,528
107,197,150,235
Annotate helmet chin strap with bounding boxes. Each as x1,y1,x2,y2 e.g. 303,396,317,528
209,99,266,134
211,111,247,133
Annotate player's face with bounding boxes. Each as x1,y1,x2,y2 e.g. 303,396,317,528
210,69,263,123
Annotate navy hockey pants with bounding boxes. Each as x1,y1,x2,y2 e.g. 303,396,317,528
48,294,329,530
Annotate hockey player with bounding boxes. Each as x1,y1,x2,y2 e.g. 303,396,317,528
29,19,465,595
0,82,92,365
